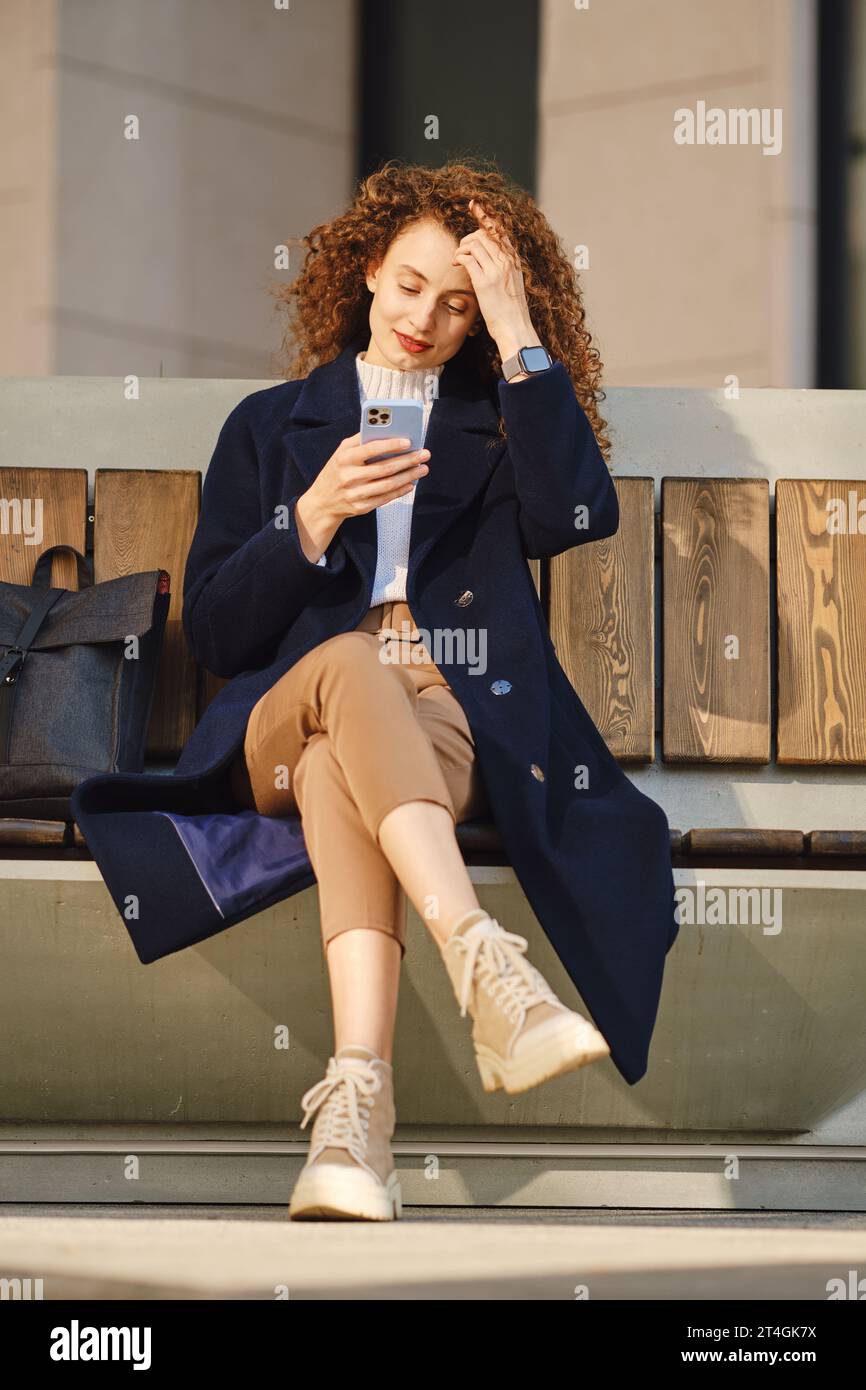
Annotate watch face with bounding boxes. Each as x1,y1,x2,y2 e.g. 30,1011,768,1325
519,346,551,373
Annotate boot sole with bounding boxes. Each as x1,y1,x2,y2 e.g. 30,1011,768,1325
475,1015,610,1095
288,1165,402,1221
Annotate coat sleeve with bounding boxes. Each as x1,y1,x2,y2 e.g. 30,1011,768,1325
497,361,619,560
182,395,348,677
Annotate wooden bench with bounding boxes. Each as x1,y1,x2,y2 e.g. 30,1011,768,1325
2,464,865,868
3,381,866,1209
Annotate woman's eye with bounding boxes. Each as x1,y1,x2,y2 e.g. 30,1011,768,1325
399,284,465,314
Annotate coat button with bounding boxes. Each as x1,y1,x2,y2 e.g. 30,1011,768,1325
455,589,474,606
490,679,511,695
530,763,545,781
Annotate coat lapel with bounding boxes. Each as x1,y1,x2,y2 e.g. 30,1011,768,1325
281,331,503,595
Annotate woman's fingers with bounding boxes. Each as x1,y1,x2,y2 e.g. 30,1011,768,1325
360,457,428,495
353,446,429,477
349,435,412,464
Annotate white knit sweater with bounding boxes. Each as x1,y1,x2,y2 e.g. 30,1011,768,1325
311,350,444,606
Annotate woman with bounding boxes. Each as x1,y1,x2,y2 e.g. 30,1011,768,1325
71,158,678,1224
232,153,677,1221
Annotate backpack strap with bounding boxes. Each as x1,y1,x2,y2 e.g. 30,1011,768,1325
0,588,65,762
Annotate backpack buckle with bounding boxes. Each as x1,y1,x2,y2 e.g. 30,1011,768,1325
3,646,26,684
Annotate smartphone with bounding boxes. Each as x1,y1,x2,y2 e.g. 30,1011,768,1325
360,400,425,472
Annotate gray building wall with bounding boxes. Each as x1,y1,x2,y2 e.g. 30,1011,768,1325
537,0,817,387
2,0,357,379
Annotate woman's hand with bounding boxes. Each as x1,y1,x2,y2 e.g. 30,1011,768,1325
452,199,543,369
295,434,430,562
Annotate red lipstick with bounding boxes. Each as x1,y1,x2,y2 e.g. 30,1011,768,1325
395,330,432,354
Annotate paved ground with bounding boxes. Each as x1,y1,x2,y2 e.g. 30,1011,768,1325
1,1205,865,1299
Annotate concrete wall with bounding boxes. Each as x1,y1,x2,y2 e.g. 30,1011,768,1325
0,0,357,379
0,0,58,376
1,0,821,391
1,863,865,1140
537,0,817,387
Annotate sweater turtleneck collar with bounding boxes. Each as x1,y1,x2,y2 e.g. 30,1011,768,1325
355,349,444,402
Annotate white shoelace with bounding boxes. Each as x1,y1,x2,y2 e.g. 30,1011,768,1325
451,919,562,1026
299,1058,382,1166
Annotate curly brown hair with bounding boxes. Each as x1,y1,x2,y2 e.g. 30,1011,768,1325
269,156,611,463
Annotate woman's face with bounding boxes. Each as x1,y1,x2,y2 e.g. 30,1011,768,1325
363,218,482,371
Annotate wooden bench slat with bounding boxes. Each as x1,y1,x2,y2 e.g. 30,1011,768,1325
662,478,770,763
550,477,654,762
684,828,805,856
0,818,68,846
94,469,200,760
776,480,866,765
807,830,866,855
0,468,87,589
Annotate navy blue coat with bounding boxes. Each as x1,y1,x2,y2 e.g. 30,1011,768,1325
70,328,679,1085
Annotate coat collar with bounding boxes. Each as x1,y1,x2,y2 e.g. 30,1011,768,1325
281,330,503,597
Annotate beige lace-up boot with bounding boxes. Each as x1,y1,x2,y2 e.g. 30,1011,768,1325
439,908,610,1094
288,1044,401,1221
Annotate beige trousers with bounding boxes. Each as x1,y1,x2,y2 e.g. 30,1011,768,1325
229,600,489,957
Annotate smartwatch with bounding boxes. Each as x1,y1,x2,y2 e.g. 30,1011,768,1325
502,345,554,381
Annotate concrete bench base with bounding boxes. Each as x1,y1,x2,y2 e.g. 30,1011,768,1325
2,868,866,1143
